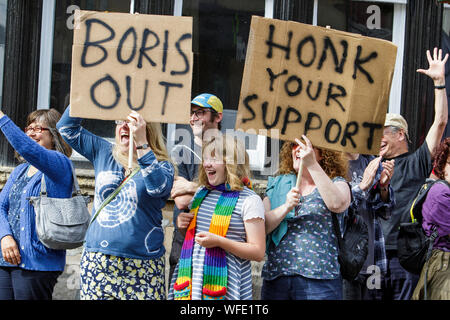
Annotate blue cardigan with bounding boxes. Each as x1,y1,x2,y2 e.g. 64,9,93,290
0,115,73,271
57,106,174,260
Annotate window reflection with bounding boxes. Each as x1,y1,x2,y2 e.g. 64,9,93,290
183,0,265,112
317,0,393,41
51,0,131,138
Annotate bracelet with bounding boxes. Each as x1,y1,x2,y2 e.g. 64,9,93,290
434,85,446,89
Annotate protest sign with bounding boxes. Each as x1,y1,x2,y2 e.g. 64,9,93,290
70,10,193,124
235,16,397,155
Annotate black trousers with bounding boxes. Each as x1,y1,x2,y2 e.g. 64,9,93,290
0,266,61,300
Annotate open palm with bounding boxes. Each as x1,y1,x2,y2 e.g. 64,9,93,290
417,47,448,82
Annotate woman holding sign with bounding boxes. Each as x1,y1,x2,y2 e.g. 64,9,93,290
57,106,175,300
262,135,351,300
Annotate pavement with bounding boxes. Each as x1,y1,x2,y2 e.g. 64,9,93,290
52,217,264,300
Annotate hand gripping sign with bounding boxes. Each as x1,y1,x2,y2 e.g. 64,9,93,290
70,10,193,124
235,16,397,155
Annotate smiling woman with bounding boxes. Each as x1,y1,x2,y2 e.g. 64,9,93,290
169,135,266,300
0,108,73,300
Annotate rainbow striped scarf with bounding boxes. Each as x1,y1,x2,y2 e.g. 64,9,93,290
174,184,240,300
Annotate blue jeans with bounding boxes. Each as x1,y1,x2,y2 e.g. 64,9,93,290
0,267,61,300
373,250,419,300
262,275,343,300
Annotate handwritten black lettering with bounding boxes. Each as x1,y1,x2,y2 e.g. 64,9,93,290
117,27,137,65
326,83,347,112
353,45,377,83
297,35,316,67
363,122,382,150
262,101,282,130
266,24,292,60
242,94,258,123
306,80,322,101
171,33,192,76
284,75,302,97
159,81,183,115
162,30,169,73
266,68,288,91
126,75,148,111
304,112,322,135
90,74,121,109
324,119,342,143
81,19,115,67
340,121,358,148
281,106,301,135
137,28,160,69
317,37,348,74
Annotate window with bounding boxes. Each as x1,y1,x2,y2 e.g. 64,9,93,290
314,0,406,114
50,1,132,142
168,0,272,175
0,0,7,107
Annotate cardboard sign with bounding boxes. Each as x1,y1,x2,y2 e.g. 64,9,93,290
70,10,193,124
235,16,397,155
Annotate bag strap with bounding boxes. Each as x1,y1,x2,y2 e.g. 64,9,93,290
410,179,450,223
88,167,140,226
331,213,344,251
331,182,355,250
39,163,81,197
424,225,439,300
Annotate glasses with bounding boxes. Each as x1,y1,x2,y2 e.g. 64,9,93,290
190,109,213,118
24,125,50,134
115,120,129,125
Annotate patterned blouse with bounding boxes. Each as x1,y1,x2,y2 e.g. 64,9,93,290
6,168,32,247
262,176,346,281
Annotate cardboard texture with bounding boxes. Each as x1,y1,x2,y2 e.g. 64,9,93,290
235,16,397,155
70,10,193,124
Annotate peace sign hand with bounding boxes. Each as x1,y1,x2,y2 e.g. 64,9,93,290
294,135,317,168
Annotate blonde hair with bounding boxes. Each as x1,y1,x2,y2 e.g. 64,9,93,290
278,140,348,180
198,134,250,191
112,122,176,174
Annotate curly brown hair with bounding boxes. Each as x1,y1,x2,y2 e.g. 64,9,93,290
433,137,450,180
278,140,348,180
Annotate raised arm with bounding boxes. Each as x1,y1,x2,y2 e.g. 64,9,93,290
0,112,72,183
295,136,351,213
56,105,110,163
417,48,449,157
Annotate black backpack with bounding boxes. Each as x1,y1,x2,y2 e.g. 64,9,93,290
397,179,449,275
331,185,369,281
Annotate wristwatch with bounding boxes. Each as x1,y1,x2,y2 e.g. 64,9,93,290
136,143,149,150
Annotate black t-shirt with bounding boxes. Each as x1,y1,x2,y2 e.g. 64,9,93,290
380,142,432,250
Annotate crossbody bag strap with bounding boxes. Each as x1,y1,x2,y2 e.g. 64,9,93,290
88,167,140,226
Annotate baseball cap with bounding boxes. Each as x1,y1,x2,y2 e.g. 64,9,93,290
191,93,223,113
384,113,409,139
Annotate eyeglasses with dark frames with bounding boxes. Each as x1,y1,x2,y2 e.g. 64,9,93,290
190,109,215,118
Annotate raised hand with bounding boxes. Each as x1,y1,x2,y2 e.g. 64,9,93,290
417,47,448,85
